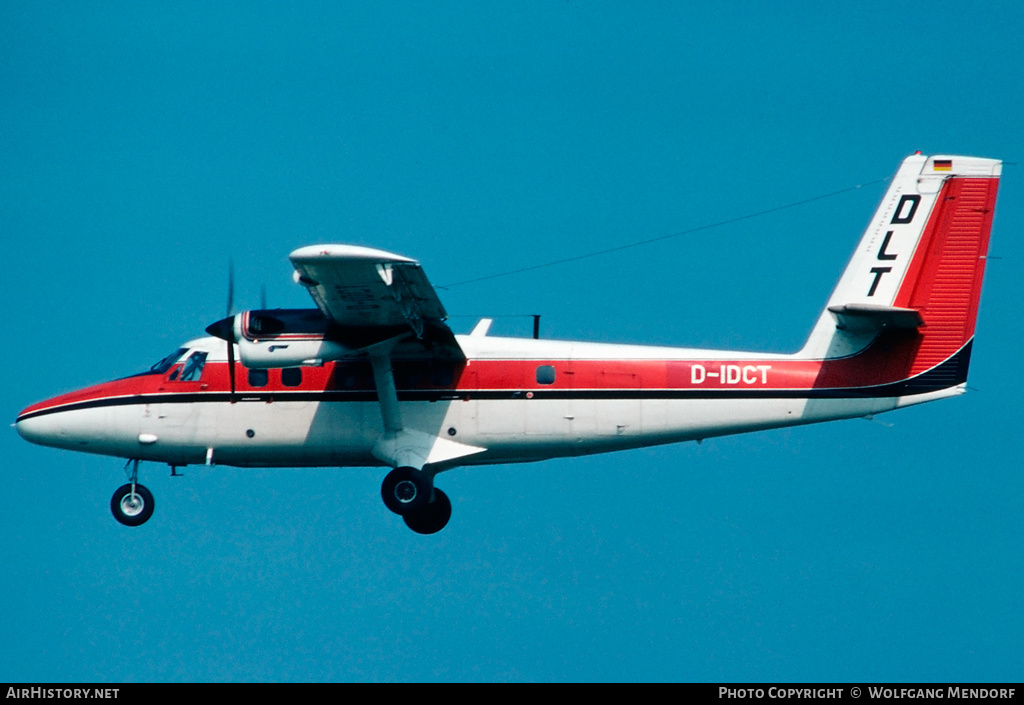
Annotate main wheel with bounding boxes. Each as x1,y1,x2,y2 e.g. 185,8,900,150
403,488,452,535
111,483,155,526
381,467,431,515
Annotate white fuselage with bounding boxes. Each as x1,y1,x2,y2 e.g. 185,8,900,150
16,333,957,472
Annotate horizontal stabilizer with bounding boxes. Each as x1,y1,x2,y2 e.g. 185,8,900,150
827,304,924,334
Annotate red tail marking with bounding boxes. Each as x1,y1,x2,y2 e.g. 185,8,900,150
894,177,999,376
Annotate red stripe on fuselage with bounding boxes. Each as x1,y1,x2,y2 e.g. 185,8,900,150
19,338,961,421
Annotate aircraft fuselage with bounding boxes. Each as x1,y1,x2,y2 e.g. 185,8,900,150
16,330,961,471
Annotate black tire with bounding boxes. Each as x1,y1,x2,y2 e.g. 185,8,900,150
380,467,431,515
111,483,155,527
403,488,452,535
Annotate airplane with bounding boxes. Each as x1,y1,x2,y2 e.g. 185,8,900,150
15,153,1001,534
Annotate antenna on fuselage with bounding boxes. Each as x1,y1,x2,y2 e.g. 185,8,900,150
533,315,541,339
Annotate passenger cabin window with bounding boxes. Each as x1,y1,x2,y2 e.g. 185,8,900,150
536,365,556,385
430,363,454,387
178,351,208,382
248,369,269,388
281,368,302,387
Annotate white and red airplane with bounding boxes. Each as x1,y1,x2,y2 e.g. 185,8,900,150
16,154,1001,534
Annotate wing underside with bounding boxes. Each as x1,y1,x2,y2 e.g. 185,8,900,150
289,244,463,361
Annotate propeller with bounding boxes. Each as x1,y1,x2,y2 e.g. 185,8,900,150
205,260,238,402
226,257,235,318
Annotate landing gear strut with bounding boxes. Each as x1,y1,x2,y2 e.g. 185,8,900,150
111,459,154,527
380,466,452,534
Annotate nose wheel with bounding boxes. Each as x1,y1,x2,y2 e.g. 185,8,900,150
111,483,154,526
111,459,154,526
380,467,452,534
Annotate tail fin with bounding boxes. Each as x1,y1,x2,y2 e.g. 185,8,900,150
800,154,1001,386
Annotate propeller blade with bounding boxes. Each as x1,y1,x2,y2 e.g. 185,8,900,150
209,262,239,401
226,334,236,402
205,314,238,401
226,258,235,316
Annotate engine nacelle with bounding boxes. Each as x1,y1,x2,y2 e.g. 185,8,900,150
232,309,356,369
207,308,416,369
236,336,356,368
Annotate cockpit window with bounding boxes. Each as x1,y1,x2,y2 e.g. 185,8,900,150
149,348,188,374
178,351,208,382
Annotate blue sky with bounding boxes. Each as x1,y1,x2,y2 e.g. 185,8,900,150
2,1,1022,682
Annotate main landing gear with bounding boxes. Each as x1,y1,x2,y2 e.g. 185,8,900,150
381,466,452,534
111,459,154,527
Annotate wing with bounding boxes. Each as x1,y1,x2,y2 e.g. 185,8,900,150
290,245,483,470
289,244,463,360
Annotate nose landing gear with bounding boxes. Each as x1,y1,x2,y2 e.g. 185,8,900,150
111,483,154,526
111,459,154,527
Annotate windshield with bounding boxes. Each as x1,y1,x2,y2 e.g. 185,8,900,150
148,348,188,375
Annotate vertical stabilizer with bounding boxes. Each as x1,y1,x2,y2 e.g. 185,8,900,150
800,154,1000,377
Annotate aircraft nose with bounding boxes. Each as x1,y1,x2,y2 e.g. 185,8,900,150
15,410,56,447
15,394,80,448
17,379,139,454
